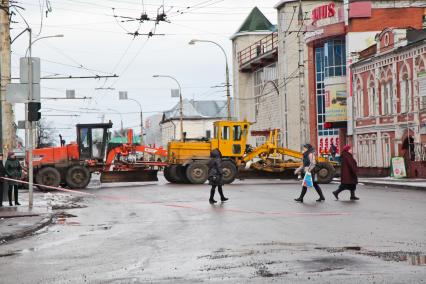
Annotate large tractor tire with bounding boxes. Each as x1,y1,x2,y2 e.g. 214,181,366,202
186,162,209,184
35,167,61,191
163,166,177,183
221,160,237,184
316,162,335,184
165,165,188,184
65,165,91,189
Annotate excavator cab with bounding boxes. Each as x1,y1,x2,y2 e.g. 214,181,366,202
76,123,112,161
213,121,250,157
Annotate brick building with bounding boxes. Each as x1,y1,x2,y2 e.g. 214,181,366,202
351,28,426,178
300,0,426,158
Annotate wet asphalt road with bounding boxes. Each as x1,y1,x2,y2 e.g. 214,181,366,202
0,176,425,283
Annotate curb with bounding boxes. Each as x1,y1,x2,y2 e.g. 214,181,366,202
0,213,54,244
359,181,426,191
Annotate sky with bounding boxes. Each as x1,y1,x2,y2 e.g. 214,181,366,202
10,0,280,143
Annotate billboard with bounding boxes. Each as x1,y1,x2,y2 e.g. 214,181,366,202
324,79,347,122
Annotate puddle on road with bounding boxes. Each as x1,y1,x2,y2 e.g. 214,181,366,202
54,212,80,226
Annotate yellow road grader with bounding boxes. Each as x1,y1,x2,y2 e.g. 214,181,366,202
164,120,337,184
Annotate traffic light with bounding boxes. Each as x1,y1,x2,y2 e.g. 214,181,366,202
28,102,41,122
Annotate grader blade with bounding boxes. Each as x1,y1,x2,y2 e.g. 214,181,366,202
100,170,158,183
236,168,295,180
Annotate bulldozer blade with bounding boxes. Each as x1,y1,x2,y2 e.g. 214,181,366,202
100,170,158,183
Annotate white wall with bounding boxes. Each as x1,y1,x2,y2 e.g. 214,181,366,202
160,119,218,147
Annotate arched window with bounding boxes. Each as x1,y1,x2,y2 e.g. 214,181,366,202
370,134,377,167
381,134,391,167
364,135,370,167
416,56,426,110
357,135,364,166
367,73,377,116
355,77,363,118
380,68,394,115
399,64,412,113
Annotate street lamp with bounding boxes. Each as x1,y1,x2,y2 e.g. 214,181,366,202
27,29,64,208
189,39,231,120
118,93,144,145
153,75,184,142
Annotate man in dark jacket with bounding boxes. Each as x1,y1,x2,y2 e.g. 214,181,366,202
208,149,228,204
0,154,6,207
5,153,22,206
333,145,359,200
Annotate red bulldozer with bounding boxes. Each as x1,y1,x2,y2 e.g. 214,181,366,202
30,122,167,189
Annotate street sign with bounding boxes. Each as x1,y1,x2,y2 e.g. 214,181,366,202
6,83,40,103
66,89,75,99
20,57,41,84
17,121,26,129
171,89,180,98
119,91,128,100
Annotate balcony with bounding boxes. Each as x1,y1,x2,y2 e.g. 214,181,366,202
238,32,278,73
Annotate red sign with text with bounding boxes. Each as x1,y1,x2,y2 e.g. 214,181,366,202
312,3,336,24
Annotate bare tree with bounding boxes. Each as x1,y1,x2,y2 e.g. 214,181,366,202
36,118,57,148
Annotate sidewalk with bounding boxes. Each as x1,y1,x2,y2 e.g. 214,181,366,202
357,177,426,190
0,190,81,244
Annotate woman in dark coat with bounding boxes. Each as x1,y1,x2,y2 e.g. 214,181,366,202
333,145,359,200
208,149,228,204
0,153,6,207
294,144,325,203
5,153,22,206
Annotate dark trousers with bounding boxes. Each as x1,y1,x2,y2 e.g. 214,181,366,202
210,185,225,200
298,181,325,200
335,184,357,197
8,184,19,205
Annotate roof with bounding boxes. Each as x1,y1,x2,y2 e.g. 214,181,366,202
235,7,275,34
162,99,232,122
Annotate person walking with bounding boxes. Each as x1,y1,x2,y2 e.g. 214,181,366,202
294,144,325,203
208,148,228,204
0,154,6,207
333,145,359,201
5,153,22,206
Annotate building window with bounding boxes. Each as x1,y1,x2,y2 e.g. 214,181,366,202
368,75,377,116
400,71,412,113
370,135,377,167
315,46,339,137
324,39,346,78
355,80,363,118
381,134,391,167
381,80,393,115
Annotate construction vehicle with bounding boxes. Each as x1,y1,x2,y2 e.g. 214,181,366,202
164,120,336,184
31,123,167,190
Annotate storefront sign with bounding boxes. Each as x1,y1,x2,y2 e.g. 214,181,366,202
312,3,336,24
324,81,347,122
419,71,426,97
391,157,407,178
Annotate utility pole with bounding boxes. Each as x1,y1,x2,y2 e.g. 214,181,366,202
297,0,307,148
0,0,13,155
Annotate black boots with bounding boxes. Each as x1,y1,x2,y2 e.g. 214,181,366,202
294,187,307,202
7,186,19,206
332,191,339,200
295,186,325,202
209,186,228,204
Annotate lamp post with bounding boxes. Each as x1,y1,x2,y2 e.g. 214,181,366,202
153,75,184,142
189,39,231,120
27,29,64,207
118,94,144,145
